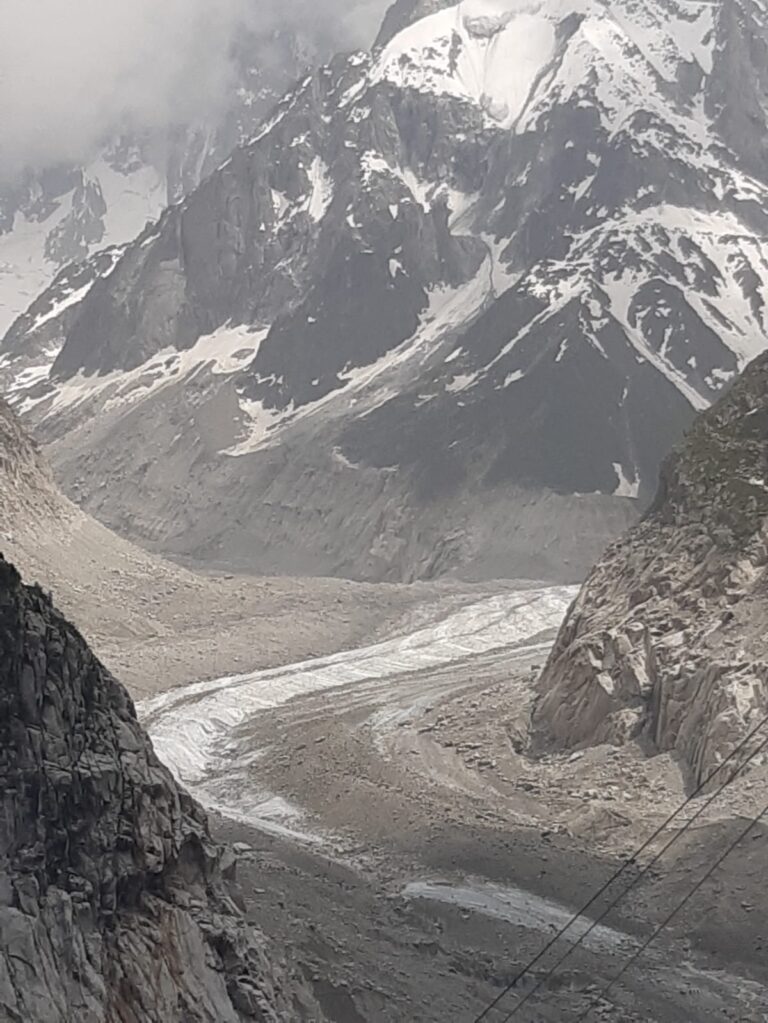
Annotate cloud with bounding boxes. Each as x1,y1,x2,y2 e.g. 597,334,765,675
0,0,389,183
269,0,391,47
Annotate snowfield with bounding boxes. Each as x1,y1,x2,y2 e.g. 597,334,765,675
0,162,165,337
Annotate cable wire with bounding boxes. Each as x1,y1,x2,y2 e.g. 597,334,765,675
573,803,768,1022
470,712,768,1023
495,730,768,1023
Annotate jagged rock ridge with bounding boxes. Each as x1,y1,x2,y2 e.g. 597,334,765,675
3,0,768,582
534,349,768,787
0,554,319,1022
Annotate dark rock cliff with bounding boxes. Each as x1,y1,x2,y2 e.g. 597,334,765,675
0,554,317,1022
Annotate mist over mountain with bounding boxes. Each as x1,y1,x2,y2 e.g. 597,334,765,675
0,0,389,182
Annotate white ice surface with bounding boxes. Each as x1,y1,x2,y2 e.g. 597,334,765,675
139,586,577,826
405,880,631,953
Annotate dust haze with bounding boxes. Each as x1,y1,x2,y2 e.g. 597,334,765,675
0,0,389,184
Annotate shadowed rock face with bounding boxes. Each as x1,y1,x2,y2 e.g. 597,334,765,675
0,555,317,1022
533,352,768,787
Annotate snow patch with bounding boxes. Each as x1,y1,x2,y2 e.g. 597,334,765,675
446,372,478,393
612,461,640,499
29,282,94,332
307,157,334,222
36,325,267,423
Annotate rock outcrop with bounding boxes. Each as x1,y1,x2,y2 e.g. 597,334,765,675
0,396,62,528
0,554,319,1022
534,351,768,787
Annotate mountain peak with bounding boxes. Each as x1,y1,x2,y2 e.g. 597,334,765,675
2,0,768,584
374,0,719,132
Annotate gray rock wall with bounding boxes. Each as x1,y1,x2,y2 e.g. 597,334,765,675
0,555,319,1022
534,352,768,787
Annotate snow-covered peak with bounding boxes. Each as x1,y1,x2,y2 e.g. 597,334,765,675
373,0,558,127
373,0,716,129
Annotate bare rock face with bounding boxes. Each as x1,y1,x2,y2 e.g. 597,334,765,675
0,397,64,530
534,352,768,786
0,554,317,1022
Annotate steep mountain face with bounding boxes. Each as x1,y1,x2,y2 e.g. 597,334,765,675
534,348,768,787
4,0,768,582
0,554,320,1022
0,28,324,338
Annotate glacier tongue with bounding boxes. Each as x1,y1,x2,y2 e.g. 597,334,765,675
140,585,576,815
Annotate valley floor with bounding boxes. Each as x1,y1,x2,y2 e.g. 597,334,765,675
7,495,509,699
140,585,768,1023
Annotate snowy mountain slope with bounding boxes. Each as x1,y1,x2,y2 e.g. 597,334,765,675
3,0,768,582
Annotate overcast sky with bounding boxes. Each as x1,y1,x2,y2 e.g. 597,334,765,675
0,0,389,184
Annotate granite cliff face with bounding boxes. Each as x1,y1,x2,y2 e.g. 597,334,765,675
0,554,319,1022
534,350,768,787
4,0,768,582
